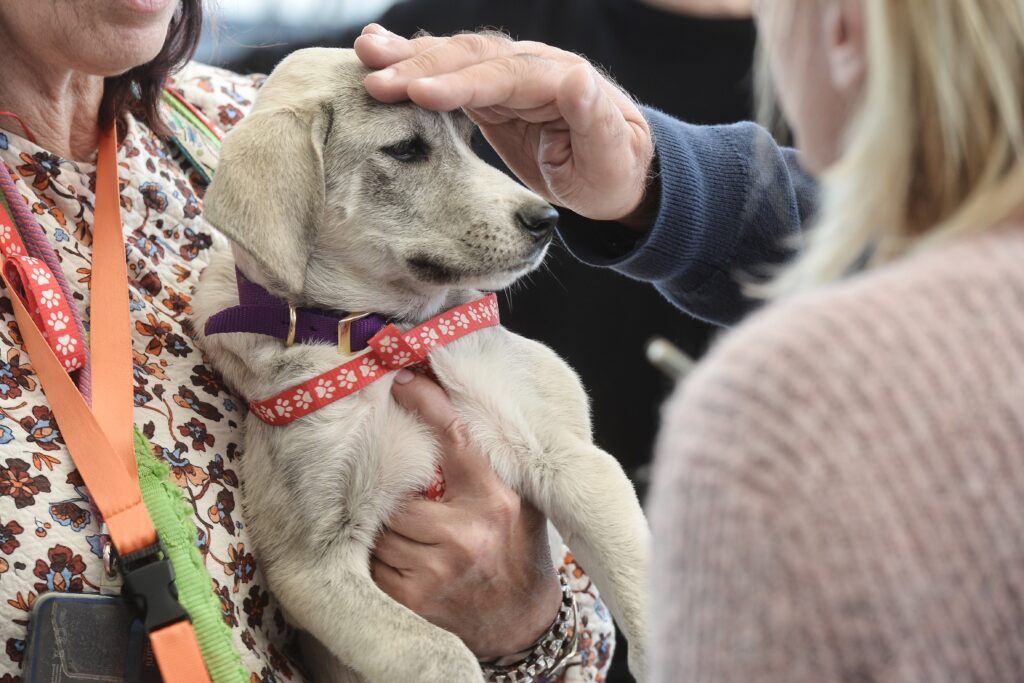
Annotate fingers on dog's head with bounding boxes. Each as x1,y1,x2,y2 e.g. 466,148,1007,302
355,31,420,73
406,53,568,113
361,32,517,105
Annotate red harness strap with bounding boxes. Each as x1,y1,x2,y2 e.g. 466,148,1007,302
0,204,87,372
249,294,500,426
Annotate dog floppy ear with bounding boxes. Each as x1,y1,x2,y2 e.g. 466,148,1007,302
203,105,328,297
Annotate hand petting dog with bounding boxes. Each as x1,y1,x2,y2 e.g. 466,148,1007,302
374,369,562,659
355,24,657,229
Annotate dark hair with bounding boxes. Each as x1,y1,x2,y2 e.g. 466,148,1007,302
98,0,204,138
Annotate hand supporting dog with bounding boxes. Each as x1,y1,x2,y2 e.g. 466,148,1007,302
373,369,562,659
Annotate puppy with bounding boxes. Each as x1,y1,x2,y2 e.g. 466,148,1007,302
192,48,649,682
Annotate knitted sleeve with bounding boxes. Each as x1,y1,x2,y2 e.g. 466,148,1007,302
558,109,817,327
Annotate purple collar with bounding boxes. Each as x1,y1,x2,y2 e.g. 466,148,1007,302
203,269,388,353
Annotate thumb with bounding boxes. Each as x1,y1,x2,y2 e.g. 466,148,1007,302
546,63,651,220
390,369,492,495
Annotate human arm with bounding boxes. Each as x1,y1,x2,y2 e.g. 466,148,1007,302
354,26,817,328
375,369,614,681
558,109,817,326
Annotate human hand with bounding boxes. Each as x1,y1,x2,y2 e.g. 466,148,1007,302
354,24,656,227
372,369,562,659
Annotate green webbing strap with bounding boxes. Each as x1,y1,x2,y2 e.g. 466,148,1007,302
163,90,221,146
161,90,219,186
134,428,247,683
137,91,245,680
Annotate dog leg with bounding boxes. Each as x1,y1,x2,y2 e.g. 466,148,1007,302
270,564,482,683
532,443,651,682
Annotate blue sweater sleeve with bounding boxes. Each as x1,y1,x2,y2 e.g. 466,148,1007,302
558,107,817,327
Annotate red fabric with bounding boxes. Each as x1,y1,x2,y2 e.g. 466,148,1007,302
0,208,86,372
249,294,501,426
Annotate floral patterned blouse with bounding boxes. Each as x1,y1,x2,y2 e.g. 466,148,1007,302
0,62,615,682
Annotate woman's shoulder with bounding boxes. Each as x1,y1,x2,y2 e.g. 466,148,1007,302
706,225,1024,389
167,61,267,134
649,226,1024,683
659,225,1024,491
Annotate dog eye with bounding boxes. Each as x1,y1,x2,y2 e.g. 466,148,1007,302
381,137,429,162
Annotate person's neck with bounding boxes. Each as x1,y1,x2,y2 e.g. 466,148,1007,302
0,27,104,161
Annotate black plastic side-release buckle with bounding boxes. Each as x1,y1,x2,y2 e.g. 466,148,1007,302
120,537,190,632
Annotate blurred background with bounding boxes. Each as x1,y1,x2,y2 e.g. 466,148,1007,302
199,1,755,680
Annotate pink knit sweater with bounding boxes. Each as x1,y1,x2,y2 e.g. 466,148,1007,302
649,225,1024,682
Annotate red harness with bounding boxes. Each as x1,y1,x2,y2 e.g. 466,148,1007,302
0,201,86,372
248,293,500,426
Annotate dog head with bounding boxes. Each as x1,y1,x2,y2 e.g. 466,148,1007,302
203,48,555,320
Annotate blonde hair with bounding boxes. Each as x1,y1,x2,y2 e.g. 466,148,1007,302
762,0,1024,295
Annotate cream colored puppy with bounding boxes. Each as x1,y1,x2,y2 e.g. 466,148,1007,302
193,48,649,683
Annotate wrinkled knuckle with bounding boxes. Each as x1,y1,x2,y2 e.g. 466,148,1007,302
434,522,460,547
467,527,498,569
452,32,500,56
496,54,531,81
451,528,482,563
425,556,454,584
404,48,445,76
491,486,521,518
580,63,607,89
518,39,580,63
510,52,552,76
443,419,472,449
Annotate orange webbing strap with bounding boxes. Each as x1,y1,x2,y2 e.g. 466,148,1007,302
2,269,210,682
0,127,212,683
0,269,156,553
151,621,212,682
91,126,137,474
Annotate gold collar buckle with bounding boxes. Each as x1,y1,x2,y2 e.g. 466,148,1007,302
285,304,297,347
338,312,372,355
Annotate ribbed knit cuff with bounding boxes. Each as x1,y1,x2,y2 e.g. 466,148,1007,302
558,107,753,291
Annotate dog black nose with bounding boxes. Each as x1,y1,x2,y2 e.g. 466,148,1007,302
516,205,558,239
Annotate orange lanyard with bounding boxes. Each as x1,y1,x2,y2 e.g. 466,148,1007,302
90,124,136,473
0,127,210,682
